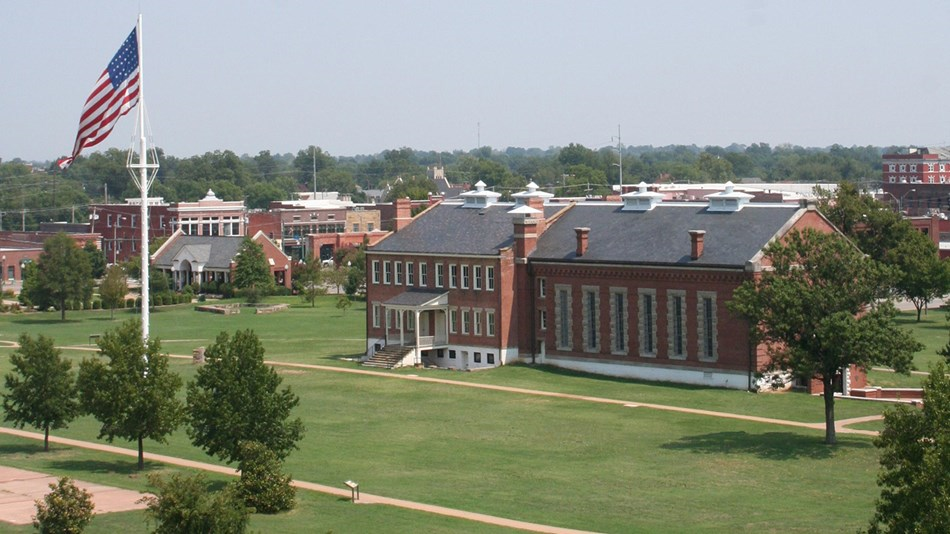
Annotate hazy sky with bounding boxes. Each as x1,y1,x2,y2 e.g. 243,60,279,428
3,1,949,162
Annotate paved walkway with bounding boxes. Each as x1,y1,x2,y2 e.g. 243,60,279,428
0,465,148,525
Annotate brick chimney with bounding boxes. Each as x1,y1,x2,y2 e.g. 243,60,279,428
689,230,706,260
575,227,590,257
394,197,412,232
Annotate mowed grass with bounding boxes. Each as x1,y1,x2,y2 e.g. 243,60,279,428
0,295,923,532
0,435,511,534
866,308,948,388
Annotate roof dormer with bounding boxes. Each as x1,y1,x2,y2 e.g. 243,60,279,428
621,182,664,211
460,180,501,208
705,182,753,212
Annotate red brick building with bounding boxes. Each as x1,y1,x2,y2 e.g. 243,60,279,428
882,147,950,216
365,182,856,392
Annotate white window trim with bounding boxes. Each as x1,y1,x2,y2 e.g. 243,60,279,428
486,266,495,291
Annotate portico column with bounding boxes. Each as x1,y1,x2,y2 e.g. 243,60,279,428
415,309,422,364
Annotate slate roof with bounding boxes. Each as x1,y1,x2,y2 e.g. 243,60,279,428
531,203,802,268
152,235,245,270
371,202,567,256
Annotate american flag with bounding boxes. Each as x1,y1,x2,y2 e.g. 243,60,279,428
58,27,140,169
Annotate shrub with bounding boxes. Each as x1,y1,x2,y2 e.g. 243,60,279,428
33,476,95,534
125,298,135,309
142,472,249,534
197,294,207,303
92,300,101,310
154,295,164,307
236,441,296,513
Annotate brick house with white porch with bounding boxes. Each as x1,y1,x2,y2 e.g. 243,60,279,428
365,182,860,392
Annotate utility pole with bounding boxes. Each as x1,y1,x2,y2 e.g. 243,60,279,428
312,146,317,196
612,124,623,189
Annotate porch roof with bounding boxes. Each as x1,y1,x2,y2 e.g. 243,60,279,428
383,289,448,308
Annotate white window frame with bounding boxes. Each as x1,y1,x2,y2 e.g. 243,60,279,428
487,309,496,337
436,263,444,288
449,264,458,289
372,260,380,284
419,262,428,286
461,265,470,289
394,261,403,285
384,261,392,285
474,308,482,336
473,265,482,290
406,262,415,286
486,266,495,291
372,302,381,328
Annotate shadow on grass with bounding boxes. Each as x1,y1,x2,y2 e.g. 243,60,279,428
49,459,164,476
0,442,47,455
519,362,741,393
660,431,872,460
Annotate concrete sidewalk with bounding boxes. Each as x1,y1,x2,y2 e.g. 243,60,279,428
0,465,148,526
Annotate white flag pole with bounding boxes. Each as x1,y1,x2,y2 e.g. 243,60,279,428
127,13,159,351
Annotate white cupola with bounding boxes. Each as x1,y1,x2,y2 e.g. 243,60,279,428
705,182,753,212
621,182,665,211
459,180,502,208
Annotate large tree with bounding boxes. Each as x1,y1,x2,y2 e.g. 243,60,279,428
729,228,921,444
186,330,304,464
869,363,950,533
2,333,79,451
98,264,128,319
21,233,93,319
77,320,184,469
233,238,274,304
887,229,950,321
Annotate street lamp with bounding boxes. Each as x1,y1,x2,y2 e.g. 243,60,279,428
900,188,917,214
113,215,127,264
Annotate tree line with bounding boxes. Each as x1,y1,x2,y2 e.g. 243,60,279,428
0,142,897,231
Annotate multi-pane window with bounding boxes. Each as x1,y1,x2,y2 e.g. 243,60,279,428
420,263,428,286
668,291,686,359
449,264,458,288
539,310,547,331
436,264,444,288
698,292,718,361
486,310,495,336
394,262,403,285
372,260,380,284
583,287,599,352
639,289,657,356
611,289,627,354
538,278,546,298
474,265,482,290
449,308,458,333
372,303,381,328
486,266,495,291
384,262,392,284
461,309,470,334
556,286,572,350
461,265,470,289
474,310,482,336
406,262,415,286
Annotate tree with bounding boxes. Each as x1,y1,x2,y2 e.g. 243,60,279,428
33,476,95,534
336,294,352,314
729,229,921,444
868,363,950,533
77,320,184,469
82,240,106,279
233,238,273,304
888,230,950,321
98,265,128,320
236,441,296,513
142,472,249,534
293,258,324,307
21,233,93,320
186,330,304,464
2,334,79,451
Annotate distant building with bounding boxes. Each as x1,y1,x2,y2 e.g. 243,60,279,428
882,147,950,216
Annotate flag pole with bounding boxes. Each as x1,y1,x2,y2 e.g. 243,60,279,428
127,13,158,349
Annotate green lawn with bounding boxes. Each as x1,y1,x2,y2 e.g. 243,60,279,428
0,296,926,532
866,309,947,388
